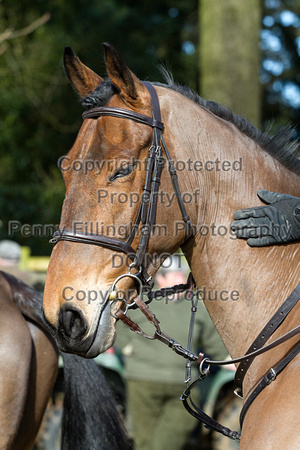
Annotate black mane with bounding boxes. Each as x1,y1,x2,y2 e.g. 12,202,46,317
82,75,300,175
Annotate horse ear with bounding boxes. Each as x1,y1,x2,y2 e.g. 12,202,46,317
63,47,103,98
103,42,147,105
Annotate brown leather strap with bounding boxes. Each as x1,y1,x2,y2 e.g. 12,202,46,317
133,147,164,268
181,284,300,441
239,341,300,427
115,274,200,363
50,229,137,259
201,323,300,367
161,137,192,238
116,309,156,339
154,329,199,361
118,282,300,370
82,106,164,130
131,82,165,269
115,281,300,440
181,382,241,441
133,297,161,331
235,283,300,395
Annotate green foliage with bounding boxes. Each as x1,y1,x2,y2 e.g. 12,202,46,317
261,0,300,128
0,0,198,254
0,0,298,254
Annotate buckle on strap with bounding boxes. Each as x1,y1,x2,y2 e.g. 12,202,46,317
234,388,243,399
264,367,277,385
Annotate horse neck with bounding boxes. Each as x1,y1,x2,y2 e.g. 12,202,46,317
166,94,300,359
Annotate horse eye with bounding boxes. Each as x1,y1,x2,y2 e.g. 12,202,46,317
109,164,135,182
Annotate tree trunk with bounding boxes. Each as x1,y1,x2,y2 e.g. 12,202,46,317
199,0,261,127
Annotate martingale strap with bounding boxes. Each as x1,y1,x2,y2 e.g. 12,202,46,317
117,283,300,441
181,382,241,440
239,340,300,427
120,285,300,369
235,283,300,397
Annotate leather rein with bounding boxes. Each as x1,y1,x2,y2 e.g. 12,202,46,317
50,81,300,441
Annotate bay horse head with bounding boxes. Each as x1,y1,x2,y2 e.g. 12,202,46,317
43,43,188,356
44,43,300,367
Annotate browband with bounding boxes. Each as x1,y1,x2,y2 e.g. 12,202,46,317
82,106,164,131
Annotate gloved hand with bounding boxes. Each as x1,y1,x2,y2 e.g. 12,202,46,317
230,190,300,246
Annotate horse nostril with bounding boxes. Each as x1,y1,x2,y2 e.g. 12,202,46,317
59,305,88,340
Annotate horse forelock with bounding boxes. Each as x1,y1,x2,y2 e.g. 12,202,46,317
81,78,119,109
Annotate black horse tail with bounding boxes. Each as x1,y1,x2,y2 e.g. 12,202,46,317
61,353,131,450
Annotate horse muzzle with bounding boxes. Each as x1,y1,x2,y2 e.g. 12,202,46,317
43,301,116,357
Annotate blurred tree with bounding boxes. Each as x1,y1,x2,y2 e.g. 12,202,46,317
199,0,262,126
0,2,74,254
0,0,298,254
261,0,300,130
0,0,198,254
0,12,50,50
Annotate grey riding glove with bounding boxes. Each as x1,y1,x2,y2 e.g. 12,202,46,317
230,190,300,246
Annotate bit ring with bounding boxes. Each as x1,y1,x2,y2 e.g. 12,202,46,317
110,297,128,319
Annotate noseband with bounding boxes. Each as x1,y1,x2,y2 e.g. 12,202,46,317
51,81,191,291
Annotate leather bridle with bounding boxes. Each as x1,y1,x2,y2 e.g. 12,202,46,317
50,81,300,441
51,81,191,292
